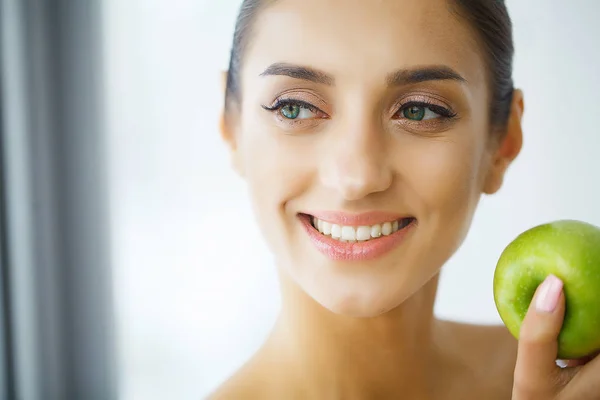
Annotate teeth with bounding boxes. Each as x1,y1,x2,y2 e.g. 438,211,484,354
311,217,412,242
341,226,356,241
371,224,381,238
331,224,342,239
356,226,371,241
382,222,392,236
322,221,332,235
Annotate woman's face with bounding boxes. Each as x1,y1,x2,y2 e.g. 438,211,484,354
223,0,521,317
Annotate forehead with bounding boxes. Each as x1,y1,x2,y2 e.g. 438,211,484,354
243,0,487,89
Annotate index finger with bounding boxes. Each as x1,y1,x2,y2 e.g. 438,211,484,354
513,275,565,397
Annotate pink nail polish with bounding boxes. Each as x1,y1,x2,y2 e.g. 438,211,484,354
556,359,568,368
535,275,563,313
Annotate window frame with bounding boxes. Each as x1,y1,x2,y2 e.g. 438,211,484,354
1,2,117,399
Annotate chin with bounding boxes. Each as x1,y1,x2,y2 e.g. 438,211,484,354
316,291,405,318
301,272,415,318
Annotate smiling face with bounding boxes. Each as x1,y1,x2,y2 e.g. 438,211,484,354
222,0,522,317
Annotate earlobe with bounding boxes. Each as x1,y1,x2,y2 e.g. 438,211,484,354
220,70,228,94
219,109,245,178
219,70,245,177
219,69,236,149
219,111,233,148
483,89,524,195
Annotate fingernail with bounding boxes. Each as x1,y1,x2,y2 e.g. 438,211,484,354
556,359,568,368
535,274,563,313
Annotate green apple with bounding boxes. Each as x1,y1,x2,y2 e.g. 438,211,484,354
493,220,600,360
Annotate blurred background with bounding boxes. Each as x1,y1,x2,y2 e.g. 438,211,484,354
1,0,600,399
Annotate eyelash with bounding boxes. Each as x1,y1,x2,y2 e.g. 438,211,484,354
261,99,324,115
261,99,457,120
395,101,457,119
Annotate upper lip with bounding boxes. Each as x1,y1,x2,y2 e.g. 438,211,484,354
301,211,413,226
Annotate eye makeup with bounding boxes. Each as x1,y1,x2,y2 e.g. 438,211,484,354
260,86,462,134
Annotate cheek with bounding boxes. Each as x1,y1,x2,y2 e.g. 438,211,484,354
418,144,479,205
240,120,314,201
400,135,486,243
238,115,316,249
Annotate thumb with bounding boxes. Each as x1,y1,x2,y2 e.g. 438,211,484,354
513,274,565,396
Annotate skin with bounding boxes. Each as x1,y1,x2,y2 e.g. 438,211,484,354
213,0,536,398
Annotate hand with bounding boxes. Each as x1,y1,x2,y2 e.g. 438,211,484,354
512,274,600,399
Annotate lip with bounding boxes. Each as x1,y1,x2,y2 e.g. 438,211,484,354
298,213,416,261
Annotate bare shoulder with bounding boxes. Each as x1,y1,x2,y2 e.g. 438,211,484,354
440,320,518,360
207,360,269,400
207,377,261,400
434,319,518,399
206,345,293,400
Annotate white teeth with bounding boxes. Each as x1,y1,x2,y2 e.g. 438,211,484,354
311,217,412,242
382,222,392,236
331,224,342,239
340,226,355,241
370,224,381,238
356,226,372,241
322,221,332,235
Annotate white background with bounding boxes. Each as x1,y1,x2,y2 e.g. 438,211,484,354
103,1,600,398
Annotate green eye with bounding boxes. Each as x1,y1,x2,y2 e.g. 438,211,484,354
281,104,301,119
403,106,426,121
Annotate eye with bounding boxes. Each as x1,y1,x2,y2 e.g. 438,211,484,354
403,105,437,121
396,102,456,122
281,103,315,120
262,99,324,120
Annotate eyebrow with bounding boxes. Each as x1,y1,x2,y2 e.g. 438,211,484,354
259,63,466,87
386,66,467,86
259,63,334,85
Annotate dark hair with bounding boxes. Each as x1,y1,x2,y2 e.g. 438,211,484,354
225,0,514,131
224,0,266,112
450,0,515,131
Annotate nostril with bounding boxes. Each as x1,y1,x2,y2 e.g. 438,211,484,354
319,152,392,200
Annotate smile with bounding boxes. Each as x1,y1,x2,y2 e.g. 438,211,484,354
299,212,416,261
311,216,413,242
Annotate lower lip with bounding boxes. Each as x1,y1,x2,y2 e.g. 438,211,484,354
299,214,416,261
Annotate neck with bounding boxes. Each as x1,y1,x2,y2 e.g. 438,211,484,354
267,272,441,399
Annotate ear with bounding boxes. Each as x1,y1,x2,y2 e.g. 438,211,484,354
483,89,524,195
219,70,245,177
220,70,228,93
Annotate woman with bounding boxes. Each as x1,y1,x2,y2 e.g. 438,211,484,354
212,0,600,398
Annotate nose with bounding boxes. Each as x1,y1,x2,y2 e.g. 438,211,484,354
320,120,393,201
